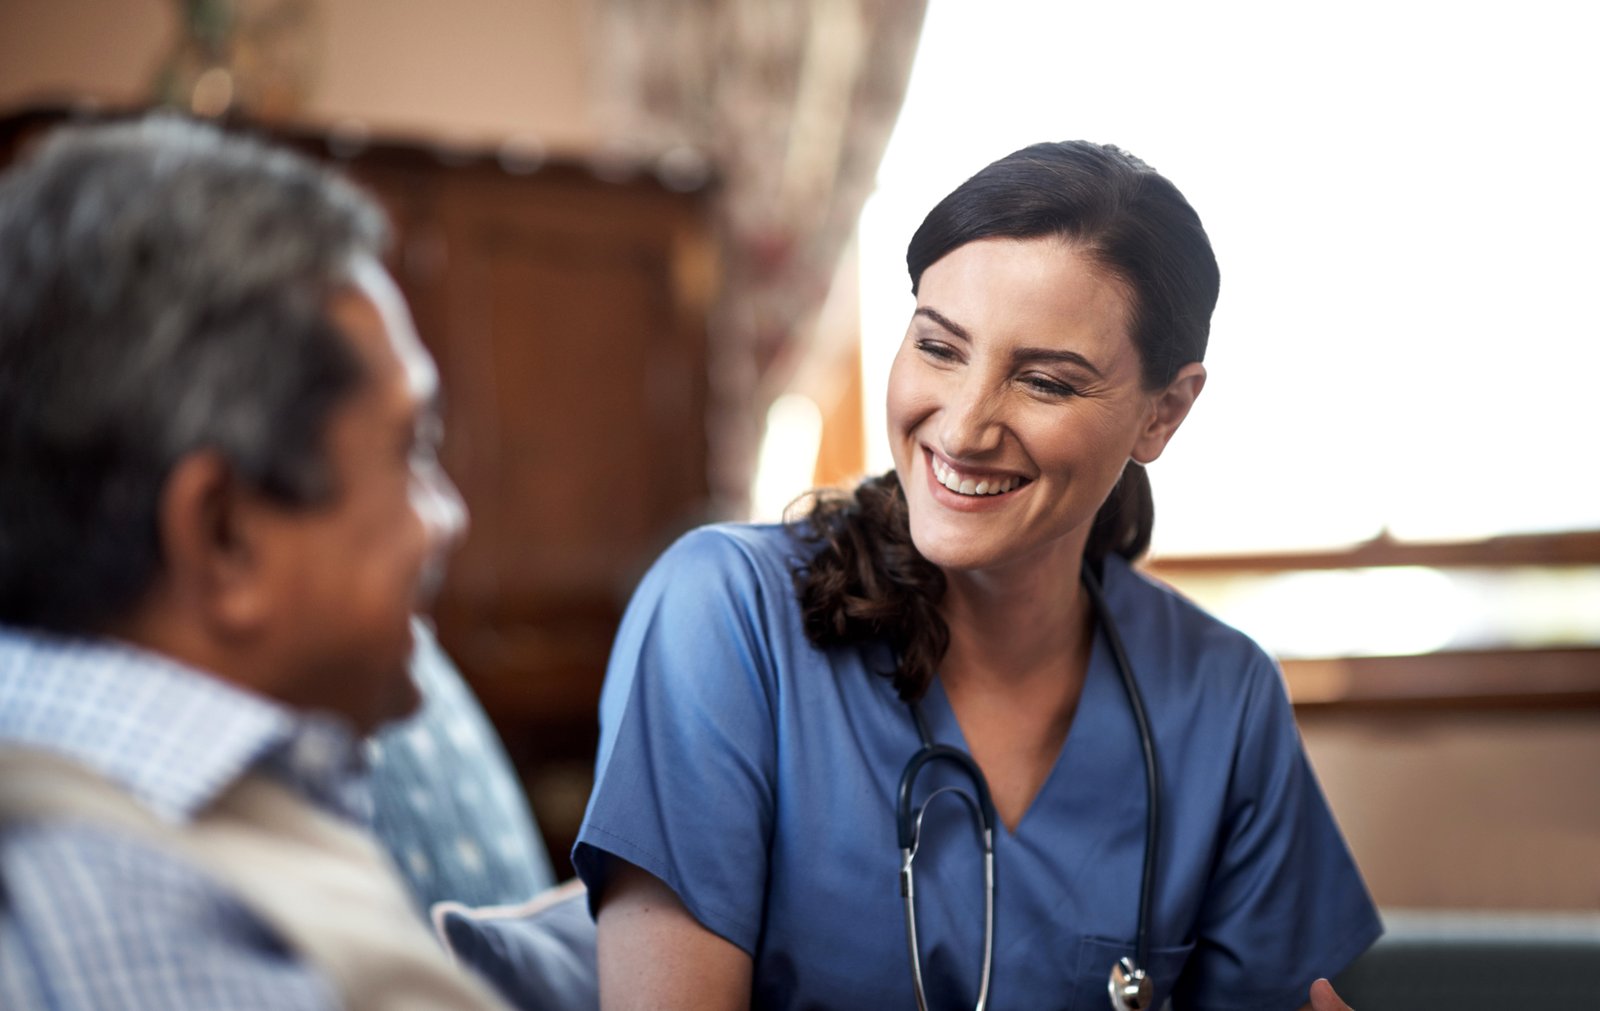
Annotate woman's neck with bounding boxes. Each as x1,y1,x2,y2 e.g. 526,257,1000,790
937,555,1095,693
934,555,1099,832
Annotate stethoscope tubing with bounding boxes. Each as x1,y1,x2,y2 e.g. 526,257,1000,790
896,562,1161,1010
897,744,996,1011
1081,563,1162,976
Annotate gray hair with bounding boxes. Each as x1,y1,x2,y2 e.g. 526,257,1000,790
0,114,389,633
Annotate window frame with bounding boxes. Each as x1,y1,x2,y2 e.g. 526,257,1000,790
1144,531,1600,712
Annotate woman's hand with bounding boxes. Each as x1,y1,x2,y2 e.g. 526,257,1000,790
595,860,752,1011
1303,976,1353,1010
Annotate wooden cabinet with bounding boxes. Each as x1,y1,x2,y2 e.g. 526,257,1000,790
345,147,717,691
337,138,719,867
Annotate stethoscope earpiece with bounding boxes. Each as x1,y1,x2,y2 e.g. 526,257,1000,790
1108,956,1153,1011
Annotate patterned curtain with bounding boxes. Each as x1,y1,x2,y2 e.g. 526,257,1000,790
591,0,929,514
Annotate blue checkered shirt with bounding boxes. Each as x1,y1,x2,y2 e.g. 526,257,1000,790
0,625,375,1010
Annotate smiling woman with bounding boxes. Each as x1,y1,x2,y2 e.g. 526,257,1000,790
573,140,1378,1011
887,238,1202,581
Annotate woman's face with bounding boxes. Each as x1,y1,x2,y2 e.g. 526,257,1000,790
886,236,1201,579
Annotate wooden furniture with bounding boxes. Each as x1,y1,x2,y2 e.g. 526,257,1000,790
323,128,721,872
0,106,722,871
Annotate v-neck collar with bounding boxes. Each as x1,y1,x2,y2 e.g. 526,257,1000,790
917,585,1120,840
905,558,1164,968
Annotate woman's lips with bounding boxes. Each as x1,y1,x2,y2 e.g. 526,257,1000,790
926,450,1030,501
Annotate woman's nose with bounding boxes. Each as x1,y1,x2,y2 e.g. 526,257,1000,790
938,378,1004,458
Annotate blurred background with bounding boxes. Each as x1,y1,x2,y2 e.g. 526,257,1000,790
3,0,1595,909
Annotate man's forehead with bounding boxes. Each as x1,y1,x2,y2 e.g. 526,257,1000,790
339,255,437,403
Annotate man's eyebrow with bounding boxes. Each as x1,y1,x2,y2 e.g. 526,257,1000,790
914,306,1105,378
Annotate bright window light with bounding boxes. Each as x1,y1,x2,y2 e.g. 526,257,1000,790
753,393,825,522
861,0,1599,555
1163,565,1600,656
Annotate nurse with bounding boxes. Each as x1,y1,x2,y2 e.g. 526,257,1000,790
574,141,1382,1010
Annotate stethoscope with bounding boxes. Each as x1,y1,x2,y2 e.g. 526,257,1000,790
896,562,1162,1011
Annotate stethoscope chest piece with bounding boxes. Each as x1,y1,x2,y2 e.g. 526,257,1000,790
1108,956,1152,1011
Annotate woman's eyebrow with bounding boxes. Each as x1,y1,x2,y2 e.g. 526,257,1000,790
1010,346,1104,378
915,306,1104,377
913,306,972,342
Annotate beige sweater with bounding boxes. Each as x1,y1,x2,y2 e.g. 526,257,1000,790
0,748,512,1011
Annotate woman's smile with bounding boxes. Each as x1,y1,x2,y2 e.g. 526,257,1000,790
925,449,1031,505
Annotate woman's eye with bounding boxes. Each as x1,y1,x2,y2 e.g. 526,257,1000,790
913,339,959,361
1024,374,1078,398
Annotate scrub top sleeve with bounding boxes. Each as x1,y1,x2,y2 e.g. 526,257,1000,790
1175,653,1381,1011
574,528,780,956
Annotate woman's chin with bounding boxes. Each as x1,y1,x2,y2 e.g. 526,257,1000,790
907,523,1008,573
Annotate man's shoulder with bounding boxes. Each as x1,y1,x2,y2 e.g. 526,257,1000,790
0,817,280,950
0,819,334,1009
0,628,314,825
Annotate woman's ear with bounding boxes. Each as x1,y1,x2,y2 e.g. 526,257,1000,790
158,451,273,636
1131,362,1207,465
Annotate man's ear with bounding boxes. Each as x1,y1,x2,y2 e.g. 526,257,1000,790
158,451,272,636
1131,362,1207,465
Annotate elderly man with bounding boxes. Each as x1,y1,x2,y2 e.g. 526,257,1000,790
0,116,509,1009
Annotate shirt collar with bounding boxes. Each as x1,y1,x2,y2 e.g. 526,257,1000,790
0,625,371,826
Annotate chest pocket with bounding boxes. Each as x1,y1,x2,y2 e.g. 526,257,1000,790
1072,936,1196,1011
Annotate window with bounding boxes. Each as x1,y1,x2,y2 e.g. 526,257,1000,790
860,0,1600,556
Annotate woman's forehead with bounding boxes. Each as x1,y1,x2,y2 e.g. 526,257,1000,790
915,237,1136,356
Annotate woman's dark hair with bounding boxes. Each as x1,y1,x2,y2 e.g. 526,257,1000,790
794,141,1220,700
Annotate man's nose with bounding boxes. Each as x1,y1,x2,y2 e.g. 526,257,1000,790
414,466,469,551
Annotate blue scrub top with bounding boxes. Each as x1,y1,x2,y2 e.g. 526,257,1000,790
575,524,1381,1010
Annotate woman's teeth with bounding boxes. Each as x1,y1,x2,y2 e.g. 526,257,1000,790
931,456,1019,496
